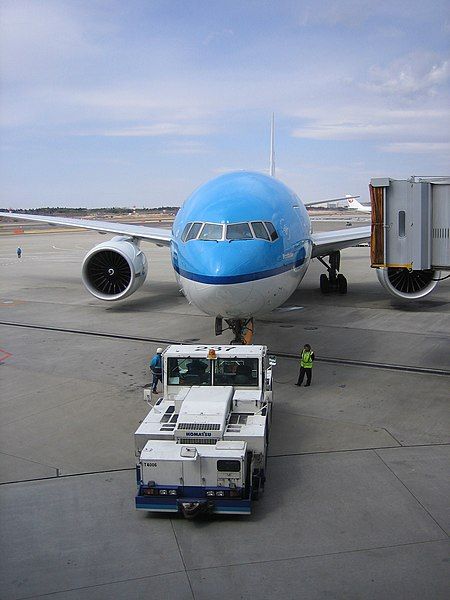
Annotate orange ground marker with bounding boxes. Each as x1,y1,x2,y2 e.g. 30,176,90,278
0,348,13,361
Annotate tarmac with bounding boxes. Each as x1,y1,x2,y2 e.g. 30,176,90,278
0,228,449,600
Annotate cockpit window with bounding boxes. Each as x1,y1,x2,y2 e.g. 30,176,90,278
251,221,270,240
226,222,254,240
185,222,202,241
182,221,278,242
264,221,279,241
198,223,224,240
181,222,192,242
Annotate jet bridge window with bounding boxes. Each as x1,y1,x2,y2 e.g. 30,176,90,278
226,222,254,240
214,357,259,386
251,221,270,240
198,223,224,241
167,357,211,386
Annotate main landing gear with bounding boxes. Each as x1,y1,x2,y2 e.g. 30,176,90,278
317,251,348,294
215,317,254,344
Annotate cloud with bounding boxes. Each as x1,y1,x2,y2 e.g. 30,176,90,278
203,29,234,46
296,0,448,28
91,122,215,137
0,1,102,83
364,53,449,98
290,51,450,147
297,0,378,28
379,142,450,155
162,140,209,155
291,107,450,142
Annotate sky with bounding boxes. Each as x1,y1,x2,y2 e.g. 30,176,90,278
0,0,449,208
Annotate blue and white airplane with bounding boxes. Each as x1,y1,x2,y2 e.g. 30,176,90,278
1,126,375,342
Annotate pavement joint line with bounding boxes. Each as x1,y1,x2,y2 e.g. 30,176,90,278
1,320,449,376
0,450,59,472
275,406,404,435
0,466,135,486
170,519,196,600
261,318,450,337
268,442,450,459
373,449,450,538
274,350,450,376
382,427,404,446
184,538,448,574
9,568,189,600
1,385,122,427
2,443,448,486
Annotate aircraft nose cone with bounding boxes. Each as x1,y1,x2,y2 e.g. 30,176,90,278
178,242,269,317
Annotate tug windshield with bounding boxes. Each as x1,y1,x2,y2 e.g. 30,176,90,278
167,357,212,386
214,358,259,386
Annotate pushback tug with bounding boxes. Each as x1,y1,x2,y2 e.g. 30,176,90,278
135,345,275,518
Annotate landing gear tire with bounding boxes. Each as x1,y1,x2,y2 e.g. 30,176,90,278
320,273,330,294
318,252,348,295
337,273,347,294
226,318,254,344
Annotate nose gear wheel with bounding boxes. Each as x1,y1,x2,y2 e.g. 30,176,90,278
216,317,254,344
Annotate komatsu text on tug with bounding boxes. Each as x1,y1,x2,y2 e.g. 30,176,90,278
135,345,275,518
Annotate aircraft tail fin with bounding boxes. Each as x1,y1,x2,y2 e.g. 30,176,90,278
346,195,370,212
269,113,275,177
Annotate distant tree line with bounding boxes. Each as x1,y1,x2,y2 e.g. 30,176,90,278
0,206,179,215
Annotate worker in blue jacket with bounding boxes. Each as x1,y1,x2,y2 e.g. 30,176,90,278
150,348,163,394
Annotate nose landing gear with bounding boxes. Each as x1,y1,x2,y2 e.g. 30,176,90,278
318,251,348,294
215,317,254,344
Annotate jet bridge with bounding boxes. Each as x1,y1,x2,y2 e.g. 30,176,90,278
370,177,449,299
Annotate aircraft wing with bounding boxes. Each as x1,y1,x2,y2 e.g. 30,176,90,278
303,195,359,207
0,212,172,247
311,225,370,258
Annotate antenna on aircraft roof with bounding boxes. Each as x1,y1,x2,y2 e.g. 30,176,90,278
269,113,275,177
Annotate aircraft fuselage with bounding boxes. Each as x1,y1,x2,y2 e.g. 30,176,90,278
171,171,312,318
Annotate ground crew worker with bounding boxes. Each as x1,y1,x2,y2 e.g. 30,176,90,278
150,347,163,394
296,343,314,387
16,247,22,259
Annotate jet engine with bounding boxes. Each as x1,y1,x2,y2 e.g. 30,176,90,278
376,267,440,300
82,236,148,300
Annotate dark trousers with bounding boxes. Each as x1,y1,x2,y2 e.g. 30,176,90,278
152,372,162,392
297,367,312,386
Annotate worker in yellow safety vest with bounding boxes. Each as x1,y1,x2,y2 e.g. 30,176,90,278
295,344,315,387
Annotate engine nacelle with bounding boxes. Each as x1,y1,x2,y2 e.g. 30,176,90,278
82,236,148,301
376,267,440,300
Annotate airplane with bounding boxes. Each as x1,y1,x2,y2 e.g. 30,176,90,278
0,121,439,343
346,196,371,213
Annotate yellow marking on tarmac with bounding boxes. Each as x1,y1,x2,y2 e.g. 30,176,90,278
1,299,26,306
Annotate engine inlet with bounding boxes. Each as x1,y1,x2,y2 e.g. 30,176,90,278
85,250,131,295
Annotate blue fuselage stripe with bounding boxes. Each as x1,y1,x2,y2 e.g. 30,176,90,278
173,256,306,285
